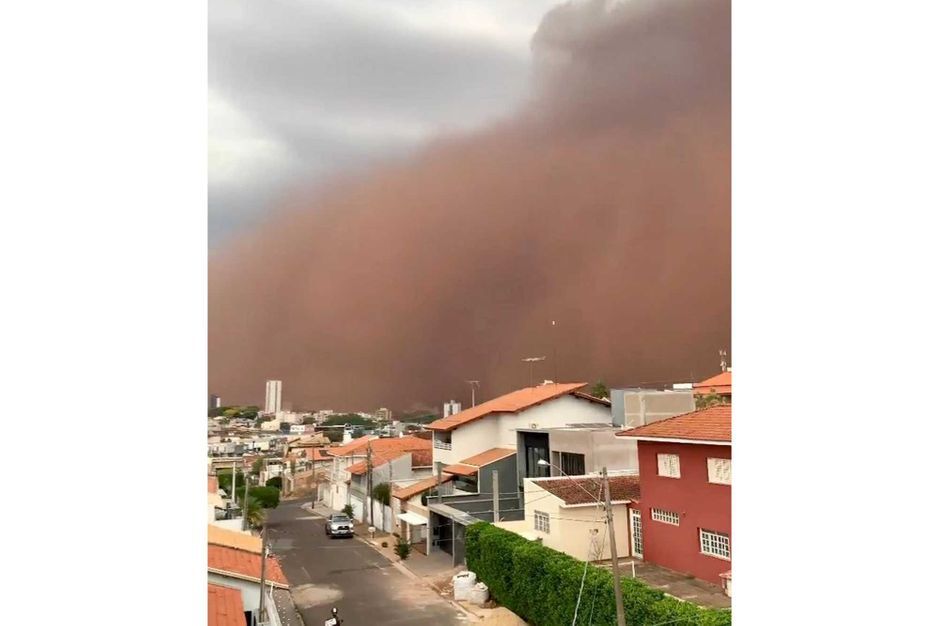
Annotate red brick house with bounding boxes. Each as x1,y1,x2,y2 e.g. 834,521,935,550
616,405,731,592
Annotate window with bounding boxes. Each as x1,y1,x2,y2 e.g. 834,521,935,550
707,458,731,485
651,508,680,525
560,452,586,476
434,432,452,450
453,474,478,493
534,510,550,533
657,453,681,478
700,529,731,559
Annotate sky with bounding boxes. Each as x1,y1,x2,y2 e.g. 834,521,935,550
208,0,561,247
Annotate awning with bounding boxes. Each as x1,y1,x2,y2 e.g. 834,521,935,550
397,512,428,526
442,463,478,476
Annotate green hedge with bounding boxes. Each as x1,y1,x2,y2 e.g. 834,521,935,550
465,523,731,626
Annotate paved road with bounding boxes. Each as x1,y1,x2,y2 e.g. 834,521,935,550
265,498,467,626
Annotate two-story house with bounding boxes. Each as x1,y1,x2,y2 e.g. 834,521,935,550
616,404,731,593
424,382,611,565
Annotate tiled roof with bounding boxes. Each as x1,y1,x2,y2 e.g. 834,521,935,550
208,476,219,493
442,463,478,476
460,447,516,467
208,583,245,626
207,544,289,587
393,474,454,500
327,435,430,458
616,404,731,443
309,448,334,461
208,525,262,554
693,371,732,395
411,449,433,467
532,475,641,506
345,451,405,476
428,383,595,432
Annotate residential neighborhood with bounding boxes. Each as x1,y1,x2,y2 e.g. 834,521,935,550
207,372,732,625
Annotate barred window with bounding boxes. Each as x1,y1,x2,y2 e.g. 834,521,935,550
700,529,731,559
650,508,680,525
534,510,550,533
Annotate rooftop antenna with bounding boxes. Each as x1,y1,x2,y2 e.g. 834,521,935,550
551,320,558,385
521,356,546,388
465,380,480,407
719,349,728,373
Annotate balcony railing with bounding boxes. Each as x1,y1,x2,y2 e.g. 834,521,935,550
433,440,452,450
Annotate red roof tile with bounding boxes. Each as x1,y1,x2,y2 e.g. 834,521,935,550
411,449,433,467
442,463,478,476
207,544,288,587
693,371,732,395
428,383,598,432
532,475,641,506
208,583,245,626
459,447,516,467
393,474,454,500
327,435,430,458
616,404,731,443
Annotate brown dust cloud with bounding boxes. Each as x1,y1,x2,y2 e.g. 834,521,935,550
209,0,730,412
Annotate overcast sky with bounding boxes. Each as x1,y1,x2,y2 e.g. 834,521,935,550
208,0,561,247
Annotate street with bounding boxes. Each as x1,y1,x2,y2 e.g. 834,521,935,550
265,498,467,626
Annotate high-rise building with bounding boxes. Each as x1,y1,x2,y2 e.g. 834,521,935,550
264,380,282,414
443,400,461,417
208,394,221,410
374,407,392,421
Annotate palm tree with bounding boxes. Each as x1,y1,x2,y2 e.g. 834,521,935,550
241,495,266,530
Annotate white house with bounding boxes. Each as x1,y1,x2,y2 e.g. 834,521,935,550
427,382,611,467
496,474,642,563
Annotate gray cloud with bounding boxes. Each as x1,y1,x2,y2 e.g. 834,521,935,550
208,0,558,247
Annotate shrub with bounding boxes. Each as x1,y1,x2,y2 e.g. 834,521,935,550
248,486,280,508
372,482,391,506
394,538,412,561
265,476,282,489
465,523,731,626
342,504,354,518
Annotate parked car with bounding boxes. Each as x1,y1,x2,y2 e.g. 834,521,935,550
325,514,354,538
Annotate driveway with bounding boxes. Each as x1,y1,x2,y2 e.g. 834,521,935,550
264,498,468,626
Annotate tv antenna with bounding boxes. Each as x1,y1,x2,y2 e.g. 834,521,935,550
465,380,480,407
719,349,728,373
521,356,546,387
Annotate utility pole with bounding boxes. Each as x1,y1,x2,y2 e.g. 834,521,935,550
257,526,268,626
436,462,443,503
465,380,479,407
551,320,558,384
492,470,499,523
603,467,628,626
242,470,250,531
522,357,546,387
231,461,237,506
366,441,373,527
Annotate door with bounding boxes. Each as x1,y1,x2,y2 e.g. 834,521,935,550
630,508,644,559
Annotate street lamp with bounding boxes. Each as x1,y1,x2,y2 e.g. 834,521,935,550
536,459,628,626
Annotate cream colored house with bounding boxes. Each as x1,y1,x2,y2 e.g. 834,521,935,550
499,475,642,562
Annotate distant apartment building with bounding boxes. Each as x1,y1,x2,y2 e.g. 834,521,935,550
609,387,696,429
443,400,461,418
375,407,392,421
264,380,282,414
208,394,222,410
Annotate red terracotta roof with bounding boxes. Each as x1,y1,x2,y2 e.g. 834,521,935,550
308,448,333,462
428,383,596,432
532,475,641,506
208,583,245,626
345,450,406,476
207,544,289,587
393,474,454,500
327,435,430,458
693,371,732,395
616,404,731,443
442,463,479,476
460,447,516,467
411,449,433,467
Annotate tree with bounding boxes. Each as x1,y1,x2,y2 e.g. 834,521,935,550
323,430,344,443
241,496,265,529
696,392,728,409
590,381,610,400
248,486,280,508
265,476,282,490
217,469,245,496
372,482,391,506
394,537,412,560
322,414,374,426
302,416,317,425
342,504,354,518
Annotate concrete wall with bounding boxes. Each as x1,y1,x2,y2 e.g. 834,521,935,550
637,441,731,584
549,429,639,473
611,389,695,428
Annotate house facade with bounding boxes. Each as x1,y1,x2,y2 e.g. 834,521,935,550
617,404,731,590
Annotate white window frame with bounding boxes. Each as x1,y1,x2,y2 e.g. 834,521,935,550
650,508,680,525
707,457,732,485
657,453,681,478
534,510,550,534
700,529,731,560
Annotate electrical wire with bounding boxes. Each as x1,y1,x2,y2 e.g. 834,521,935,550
570,483,604,626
